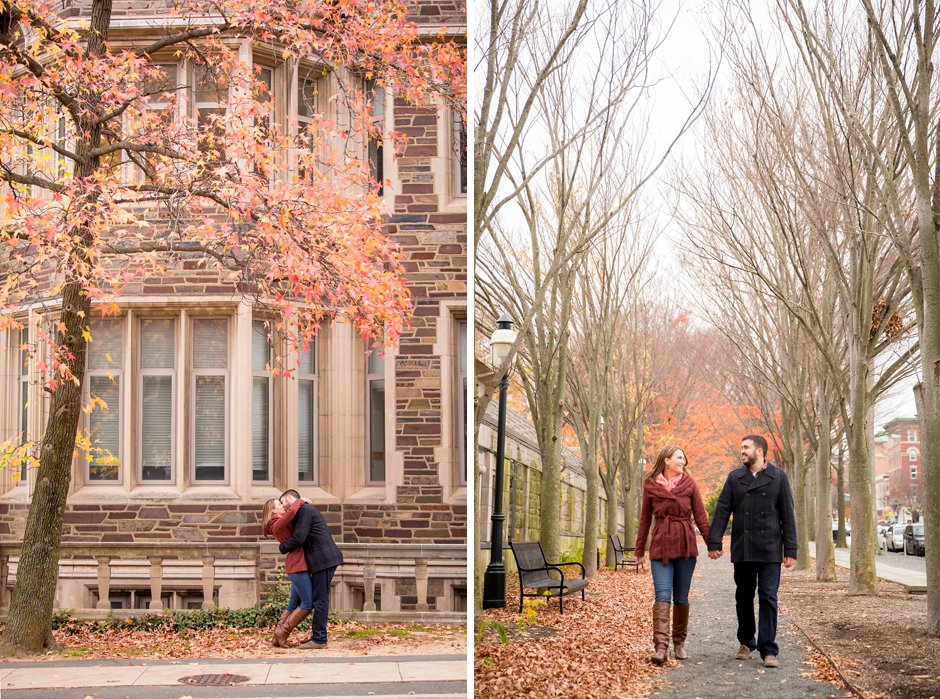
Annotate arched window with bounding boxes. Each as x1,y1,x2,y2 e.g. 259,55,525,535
908,448,918,462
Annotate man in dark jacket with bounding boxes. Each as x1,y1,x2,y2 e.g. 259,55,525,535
278,490,344,649
707,435,797,668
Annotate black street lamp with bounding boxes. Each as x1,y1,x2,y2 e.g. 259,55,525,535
483,313,516,609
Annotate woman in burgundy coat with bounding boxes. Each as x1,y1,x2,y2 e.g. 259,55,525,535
634,445,711,665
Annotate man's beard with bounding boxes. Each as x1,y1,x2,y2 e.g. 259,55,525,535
742,454,755,466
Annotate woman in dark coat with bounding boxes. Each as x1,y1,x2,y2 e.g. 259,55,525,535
634,445,711,664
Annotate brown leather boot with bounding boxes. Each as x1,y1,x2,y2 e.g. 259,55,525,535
273,609,310,647
673,603,689,660
650,601,671,665
271,609,291,647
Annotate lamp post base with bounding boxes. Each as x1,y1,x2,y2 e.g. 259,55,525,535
481,563,506,609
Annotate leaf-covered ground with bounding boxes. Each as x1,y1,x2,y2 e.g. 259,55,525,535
475,568,663,698
0,622,466,661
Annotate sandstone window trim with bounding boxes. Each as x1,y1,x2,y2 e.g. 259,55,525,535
456,317,467,486
17,326,29,486
364,77,387,197
453,109,467,198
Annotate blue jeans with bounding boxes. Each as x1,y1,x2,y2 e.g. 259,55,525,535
309,566,337,643
287,572,314,612
650,557,697,604
733,562,782,659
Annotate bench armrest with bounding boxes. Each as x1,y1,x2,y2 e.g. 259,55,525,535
552,560,586,578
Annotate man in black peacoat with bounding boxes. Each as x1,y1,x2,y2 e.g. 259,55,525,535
706,435,797,668
279,490,344,648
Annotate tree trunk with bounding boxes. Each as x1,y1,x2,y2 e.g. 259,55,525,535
793,422,811,571
473,418,484,618
603,474,618,568
0,0,111,655
846,352,877,595
836,442,847,548
815,390,836,582
0,283,92,654
583,431,599,577
538,408,564,564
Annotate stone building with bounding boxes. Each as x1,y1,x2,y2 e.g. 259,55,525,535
0,0,467,619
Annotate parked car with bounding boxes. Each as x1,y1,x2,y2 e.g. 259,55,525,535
904,523,925,557
832,524,851,542
884,524,906,552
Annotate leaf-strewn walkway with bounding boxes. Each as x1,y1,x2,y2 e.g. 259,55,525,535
475,566,663,697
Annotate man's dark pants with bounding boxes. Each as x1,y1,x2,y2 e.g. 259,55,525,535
309,566,337,643
733,561,781,659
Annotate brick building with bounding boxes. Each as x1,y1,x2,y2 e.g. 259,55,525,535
0,0,467,618
883,417,923,512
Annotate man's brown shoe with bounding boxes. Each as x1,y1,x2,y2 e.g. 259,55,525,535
734,645,752,660
299,640,328,649
763,655,779,668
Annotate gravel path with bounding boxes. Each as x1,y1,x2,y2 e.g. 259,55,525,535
648,544,846,699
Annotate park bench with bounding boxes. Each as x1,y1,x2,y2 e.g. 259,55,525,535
508,540,588,614
608,534,644,573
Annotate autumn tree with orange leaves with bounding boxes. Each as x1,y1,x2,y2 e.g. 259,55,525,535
0,0,463,654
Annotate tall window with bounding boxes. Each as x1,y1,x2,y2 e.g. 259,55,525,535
908,448,918,462
253,64,274,179
366,348,385,483
454,112,467,196
298,344,317,482
140,63,178,182
192,319,228,482
297,72,321,177
907,429,917,442
252,320,272,482
457,319,467,484
365,78,384,196
139,319,175,482
911,465,918,480
86,318,123,481
18,328,29,483
194,64,227,162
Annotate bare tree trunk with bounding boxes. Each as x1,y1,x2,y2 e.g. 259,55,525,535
792,419,812,571
815,383,837,581
836,442,847,548
846,350,877,595
603,474,618,568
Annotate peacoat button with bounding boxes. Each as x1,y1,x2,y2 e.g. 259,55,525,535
761,491,766,495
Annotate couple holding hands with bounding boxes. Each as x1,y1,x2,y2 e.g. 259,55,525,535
634,435,798,668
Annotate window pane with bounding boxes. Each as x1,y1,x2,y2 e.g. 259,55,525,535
141,375,172,480
369,379,385,482
89,375,120,481
252,376,269,481
298,76,318,118
87,318,122,371
193,319,228,369
194,375,226,481
140,319,174,369
367,349,384,375
252,320,270,371
298,378,315,482
458,320,467,372
299,346,315,374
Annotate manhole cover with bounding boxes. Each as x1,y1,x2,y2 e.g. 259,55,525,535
178,674,251,686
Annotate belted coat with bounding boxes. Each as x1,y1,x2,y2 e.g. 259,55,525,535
705,463,798,563
634,475,711,564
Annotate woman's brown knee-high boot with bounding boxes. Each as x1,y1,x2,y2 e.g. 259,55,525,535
650,601,671,665
271,609,291,647
274,609,310,647
673,603,690,660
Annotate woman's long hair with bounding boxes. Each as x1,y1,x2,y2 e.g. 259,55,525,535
645,445,692,481
261,498,279,536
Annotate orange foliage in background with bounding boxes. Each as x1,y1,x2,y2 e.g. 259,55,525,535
645,387,766,497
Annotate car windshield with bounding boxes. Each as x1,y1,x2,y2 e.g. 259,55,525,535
913,524,924,535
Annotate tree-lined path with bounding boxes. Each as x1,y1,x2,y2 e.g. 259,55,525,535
650,545,844,699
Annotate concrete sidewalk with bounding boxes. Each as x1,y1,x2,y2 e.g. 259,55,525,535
807,542,927,592
0,654,468,698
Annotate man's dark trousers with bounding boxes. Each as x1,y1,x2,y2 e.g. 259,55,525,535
310,566,337,643
734,561,781,659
